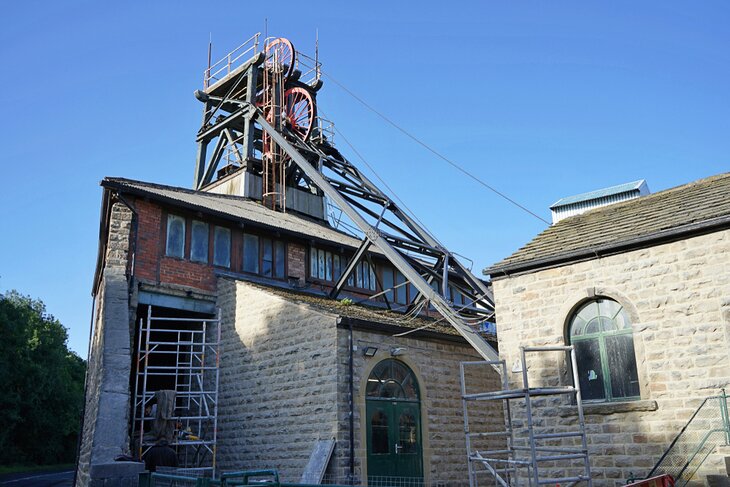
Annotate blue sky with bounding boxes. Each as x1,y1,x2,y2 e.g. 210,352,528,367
1,1,728,358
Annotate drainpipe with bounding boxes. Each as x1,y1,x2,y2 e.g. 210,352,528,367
348,318,355,483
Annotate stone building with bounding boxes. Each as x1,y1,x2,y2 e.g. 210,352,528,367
76,177,503,486
484,172,730,485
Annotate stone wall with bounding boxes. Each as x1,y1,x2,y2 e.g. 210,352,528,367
215,278,504,486
334,328,504,486
76,202,135,487
491,229,730,486
215,278,341,481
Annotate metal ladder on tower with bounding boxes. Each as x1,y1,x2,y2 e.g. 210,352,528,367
461,346,593,487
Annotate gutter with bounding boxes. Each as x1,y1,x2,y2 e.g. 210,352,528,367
485,214,730,279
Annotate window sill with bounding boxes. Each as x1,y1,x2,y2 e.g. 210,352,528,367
558,399,658,417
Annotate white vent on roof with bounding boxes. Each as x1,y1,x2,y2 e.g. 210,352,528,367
550,180,650,224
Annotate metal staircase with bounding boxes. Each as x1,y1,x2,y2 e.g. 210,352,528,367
647,391,730,487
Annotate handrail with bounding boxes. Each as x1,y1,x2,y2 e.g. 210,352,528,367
648,390,730,486
204,33,261,88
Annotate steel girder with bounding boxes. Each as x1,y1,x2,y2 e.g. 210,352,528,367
231,103,500,363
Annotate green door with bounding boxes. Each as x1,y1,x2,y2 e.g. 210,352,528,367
365,360,423,481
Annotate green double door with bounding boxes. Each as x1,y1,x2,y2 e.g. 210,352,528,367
366,399,423,480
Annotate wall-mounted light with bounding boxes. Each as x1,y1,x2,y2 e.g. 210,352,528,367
390,347,407,357
363,346,378,357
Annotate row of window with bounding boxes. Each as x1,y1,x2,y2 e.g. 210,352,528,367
165,215,286,279
309,246,474,305
167,216,476,304
166,215,231,267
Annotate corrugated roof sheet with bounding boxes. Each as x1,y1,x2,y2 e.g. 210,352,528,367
102,177,366,249
550,180,647,208
486,173,730,276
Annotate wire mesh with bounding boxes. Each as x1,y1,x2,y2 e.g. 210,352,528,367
649,394,730,487
315,475,441,487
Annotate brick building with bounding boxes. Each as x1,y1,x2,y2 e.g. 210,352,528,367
484,173,730,486
76,176,503,486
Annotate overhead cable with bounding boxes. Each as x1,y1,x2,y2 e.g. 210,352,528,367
320,71,551,226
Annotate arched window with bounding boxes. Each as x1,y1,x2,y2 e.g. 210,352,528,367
366,359,419,400
568,298,640,402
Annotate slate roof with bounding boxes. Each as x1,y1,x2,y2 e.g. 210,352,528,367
550,179,647,209
102,177,366,250
486,173,730,276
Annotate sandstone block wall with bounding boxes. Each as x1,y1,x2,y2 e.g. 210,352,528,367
333,328,504,486
76,202,135,487
491,229,730,486
215,279,341,481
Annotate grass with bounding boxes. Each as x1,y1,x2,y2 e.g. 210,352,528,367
0,463,75,475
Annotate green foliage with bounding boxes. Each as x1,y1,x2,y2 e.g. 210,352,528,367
340,298,354,306
0,291,86,466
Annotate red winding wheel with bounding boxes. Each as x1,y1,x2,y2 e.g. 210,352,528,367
265,38,296,79
284,87,316,141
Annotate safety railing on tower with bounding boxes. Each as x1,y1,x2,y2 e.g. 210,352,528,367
204,33,261,89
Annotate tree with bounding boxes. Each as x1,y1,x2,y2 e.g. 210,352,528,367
0,291,86,465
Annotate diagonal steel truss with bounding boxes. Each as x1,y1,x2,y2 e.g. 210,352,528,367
192,40,498,362
215,99,500,361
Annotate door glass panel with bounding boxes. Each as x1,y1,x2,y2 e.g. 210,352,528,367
371,409,389,454
573,338,605,401
398,410,417,454
366,359,420,400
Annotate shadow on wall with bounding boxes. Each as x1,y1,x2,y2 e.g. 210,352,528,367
216,278,340,482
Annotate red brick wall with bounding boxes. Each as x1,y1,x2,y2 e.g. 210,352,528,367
287,242,306,284
132,198,217,293
159,257,216,291
134,199,162,283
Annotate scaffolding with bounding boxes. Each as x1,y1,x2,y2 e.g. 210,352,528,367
461,346,592,487
132,307,221,473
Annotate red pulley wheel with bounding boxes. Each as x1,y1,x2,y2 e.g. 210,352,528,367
265,38,296,79
284,87,316,141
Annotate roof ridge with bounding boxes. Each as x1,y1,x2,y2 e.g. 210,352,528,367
550,179,647,208
552,172,730,227
485,171,730,275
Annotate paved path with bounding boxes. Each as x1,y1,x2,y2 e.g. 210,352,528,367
0,469,73,487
